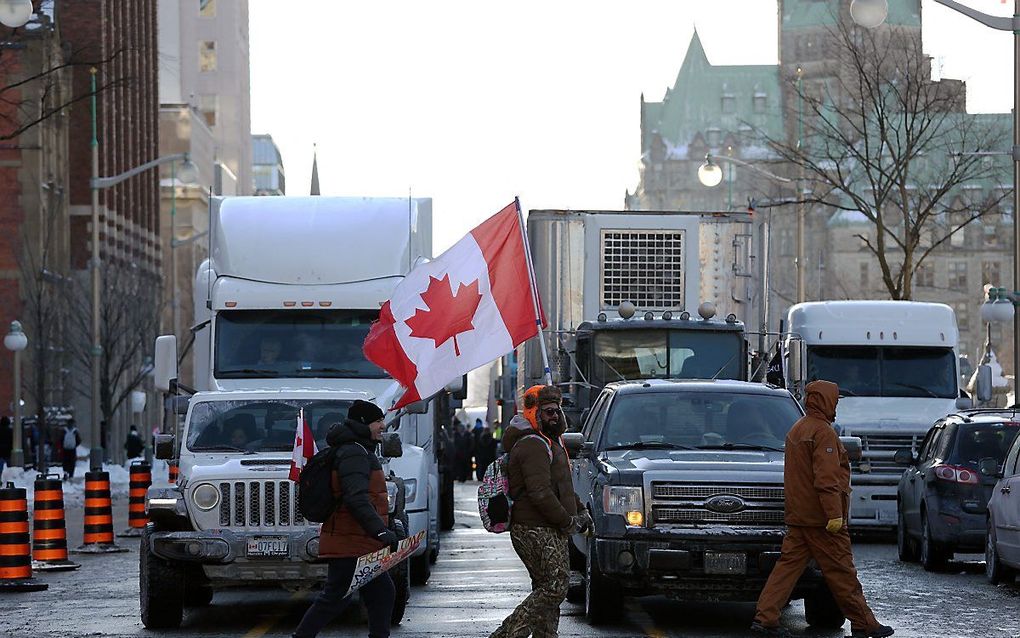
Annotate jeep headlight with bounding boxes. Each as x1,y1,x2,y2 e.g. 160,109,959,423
403,478,418,503
193,483,220,511
603,486,644,527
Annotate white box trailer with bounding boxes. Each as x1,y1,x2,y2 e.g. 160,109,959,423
786,300,964,528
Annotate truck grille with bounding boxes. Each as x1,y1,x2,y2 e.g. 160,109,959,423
858,433,921,474
650,482,785,527
217,480,313,529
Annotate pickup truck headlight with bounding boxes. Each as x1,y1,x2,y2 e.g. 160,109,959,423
192,483,220,511
403,478,418,503
603,486,644,527
386,482,399,513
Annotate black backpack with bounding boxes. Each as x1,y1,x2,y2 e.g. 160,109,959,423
298,447,341,523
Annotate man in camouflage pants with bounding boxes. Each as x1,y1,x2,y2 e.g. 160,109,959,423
489,386,592,638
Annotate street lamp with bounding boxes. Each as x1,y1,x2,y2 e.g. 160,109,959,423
851,0,1020,411
849,0,889,29
697,158,723,188
0,0,32,28
4,321,27,467
87,67,198,470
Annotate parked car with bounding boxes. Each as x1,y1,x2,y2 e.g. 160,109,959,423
894,410,1020,571
984,415,1020,584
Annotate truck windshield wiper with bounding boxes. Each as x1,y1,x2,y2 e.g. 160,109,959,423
697,443,785,452
198,445,257,454
887,382,938,398
217,368,279,377
838,388,857,397
297,367,360,375
603,441,695,451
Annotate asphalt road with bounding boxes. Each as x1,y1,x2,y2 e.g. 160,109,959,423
2,483,1019,637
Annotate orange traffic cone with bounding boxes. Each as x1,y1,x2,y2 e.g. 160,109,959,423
118,461,151,537
72,471,127,554
0,482,47,592
31,474,80,571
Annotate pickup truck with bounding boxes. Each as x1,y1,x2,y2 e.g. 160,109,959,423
564,379,847,629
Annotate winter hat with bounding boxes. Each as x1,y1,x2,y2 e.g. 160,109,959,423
348,399,385,425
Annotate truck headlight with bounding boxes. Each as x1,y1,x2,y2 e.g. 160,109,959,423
192,483,220,511
603,486,644,527
403,478,418,503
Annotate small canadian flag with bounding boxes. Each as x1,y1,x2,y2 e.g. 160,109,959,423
364,201,545,409
289,409,318,482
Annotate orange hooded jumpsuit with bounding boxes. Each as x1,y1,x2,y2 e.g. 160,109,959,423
753,380,882,633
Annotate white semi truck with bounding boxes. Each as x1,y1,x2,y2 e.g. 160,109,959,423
785,301,968,529
144,196,458,627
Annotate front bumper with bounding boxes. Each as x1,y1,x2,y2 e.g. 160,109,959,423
594,527,823,602
848,482,898,528
407,509,429,557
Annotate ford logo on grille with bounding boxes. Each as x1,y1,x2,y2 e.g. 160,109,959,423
705,495,745,514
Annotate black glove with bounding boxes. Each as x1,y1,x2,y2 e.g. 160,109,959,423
375,528,399,553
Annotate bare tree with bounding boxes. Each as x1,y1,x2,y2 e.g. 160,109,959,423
764,21,1010,300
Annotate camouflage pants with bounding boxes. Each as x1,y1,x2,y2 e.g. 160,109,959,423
489,524,570,638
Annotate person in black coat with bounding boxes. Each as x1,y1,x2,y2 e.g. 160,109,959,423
453,421,474,482
125,425,145,459
474,426,497,480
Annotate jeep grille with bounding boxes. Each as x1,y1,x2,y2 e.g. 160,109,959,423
650,482,785,527
216,480,313,529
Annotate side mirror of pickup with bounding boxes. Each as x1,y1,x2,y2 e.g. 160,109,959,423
154,335,178,394
562,432,584,459
154,434,175,460
580,441,595,457
839,436,863,462
978,457,999,477
892,448,916,466
381,432,403,458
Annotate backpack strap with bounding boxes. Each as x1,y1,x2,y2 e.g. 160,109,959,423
520,432,553,463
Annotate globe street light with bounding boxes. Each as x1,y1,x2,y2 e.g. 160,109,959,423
0,0,33,28
4,320,28,468
849,0,889,29
697,158,724,188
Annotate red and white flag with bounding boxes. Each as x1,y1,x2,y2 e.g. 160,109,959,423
289,409,318,482
364,201,544,409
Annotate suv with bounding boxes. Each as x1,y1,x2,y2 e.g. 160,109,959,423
565,379,845,629
985,412,1020,584
141,390,410,629
894,411,1020,571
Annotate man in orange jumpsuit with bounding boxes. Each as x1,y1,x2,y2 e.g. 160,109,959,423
751,380,893,638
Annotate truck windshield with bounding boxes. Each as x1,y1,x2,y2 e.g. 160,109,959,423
601,391,802,451
187,399,353,452
591,329,744,386
215,309,386,379
806,345,957,399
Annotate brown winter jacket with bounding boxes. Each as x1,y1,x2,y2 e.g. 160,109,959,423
318,420,390,558
504,413,581,530
783,380,851,527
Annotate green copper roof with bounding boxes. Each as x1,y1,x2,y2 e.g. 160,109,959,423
642,30,784,157
781,0,920,29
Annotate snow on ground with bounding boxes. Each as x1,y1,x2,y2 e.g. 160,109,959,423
0,446,172,509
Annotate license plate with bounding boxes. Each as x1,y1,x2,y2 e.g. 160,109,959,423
704,551,746,575
246,536,289,558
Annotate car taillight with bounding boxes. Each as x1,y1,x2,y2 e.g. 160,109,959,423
933,464,979,484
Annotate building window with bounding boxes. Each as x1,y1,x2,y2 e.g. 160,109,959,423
199,0,216,17
949,215,966,247
706,128,721,147
948,261,968,289
915,262,934,288
984,224,1001,247
777,228,794,257
952,301,969,329
859,262,868,290
983,261,1001,286
721,95,736,114
199,41,217,72
199,95,217,127
753,93,767,113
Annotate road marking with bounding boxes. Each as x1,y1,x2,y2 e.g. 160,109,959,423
243,590,305,638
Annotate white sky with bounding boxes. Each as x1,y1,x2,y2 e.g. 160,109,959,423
249,0,1015,253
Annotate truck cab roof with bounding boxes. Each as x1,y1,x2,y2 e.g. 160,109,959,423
603,378,790,397
577,318,745,333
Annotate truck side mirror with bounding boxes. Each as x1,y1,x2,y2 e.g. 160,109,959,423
978,457,999,477
381,432,403,458
404,400,429,415
562,432,584,459
154,335,178,393
892,448,916,466
955,396,974,410
976,364,993,403
154,434,175,460
445,375,468,401
839,436,863,462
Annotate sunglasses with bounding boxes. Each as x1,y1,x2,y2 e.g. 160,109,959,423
540,407,560,417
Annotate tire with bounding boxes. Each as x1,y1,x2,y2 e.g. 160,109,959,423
584,538,623,625
411,550,432,585
439,478,455,531
569,538,586,571
986,521,1016,585
184,585,214,608
897,509,919,562
804,585,846,630
139,524,185,629
920,510,947,572
390,558,411,625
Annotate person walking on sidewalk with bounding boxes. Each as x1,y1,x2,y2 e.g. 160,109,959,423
61,419,81,481
489,385,592,638
751,380,893,638
292,399,400,638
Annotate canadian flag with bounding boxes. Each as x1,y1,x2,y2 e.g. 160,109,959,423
364,201,544,409
289,409,318,482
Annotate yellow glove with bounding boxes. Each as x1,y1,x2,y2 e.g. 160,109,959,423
825,518,844,534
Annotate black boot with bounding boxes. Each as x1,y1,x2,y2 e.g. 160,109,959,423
852,625,894,638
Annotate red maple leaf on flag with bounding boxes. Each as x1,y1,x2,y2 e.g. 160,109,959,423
406,275,482,356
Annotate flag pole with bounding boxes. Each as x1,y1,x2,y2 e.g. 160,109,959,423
515,197,553,386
